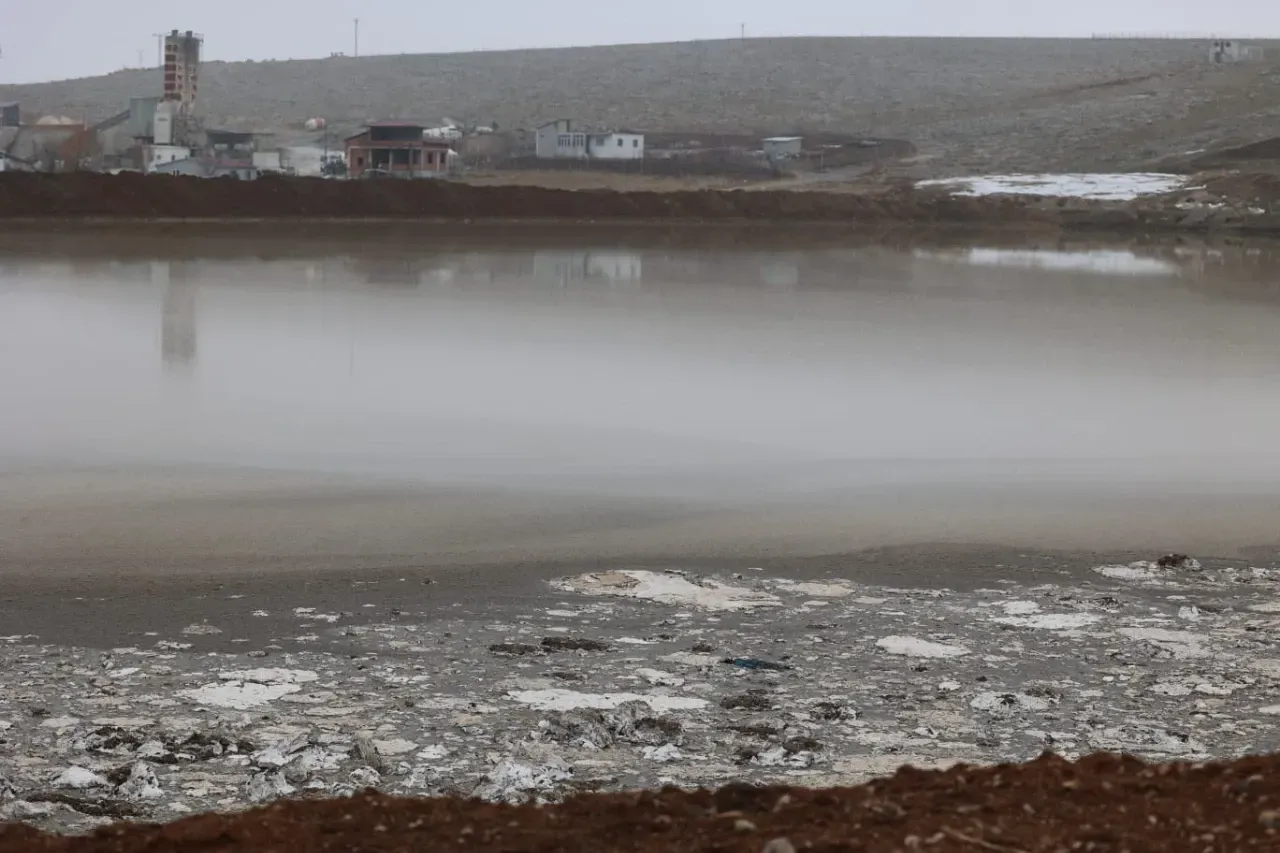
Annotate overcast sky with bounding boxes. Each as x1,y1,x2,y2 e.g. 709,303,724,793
3,0,1277,84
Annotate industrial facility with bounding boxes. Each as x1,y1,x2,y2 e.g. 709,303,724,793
0,28,294,178
159,30,202,147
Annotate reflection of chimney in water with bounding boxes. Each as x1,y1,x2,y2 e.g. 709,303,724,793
154,261,197,369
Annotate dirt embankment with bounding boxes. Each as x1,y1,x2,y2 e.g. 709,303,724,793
5,752,1280,852
0,172,1041,225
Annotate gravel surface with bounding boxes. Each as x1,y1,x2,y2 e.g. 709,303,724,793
3,556,1280,839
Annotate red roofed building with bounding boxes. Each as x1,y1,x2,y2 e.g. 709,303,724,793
344,121,452,178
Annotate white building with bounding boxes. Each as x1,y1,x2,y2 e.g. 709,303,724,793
587,132,644,161
535,120,644,161
252,151,282,172
144,144,193,172
153,101,177,146
1210,40,1262,64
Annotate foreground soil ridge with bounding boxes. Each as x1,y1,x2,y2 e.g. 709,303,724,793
4,752,1280,852
0,172,1047,225
6,172,1280,236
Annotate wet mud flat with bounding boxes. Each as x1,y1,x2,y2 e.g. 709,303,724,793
3,556,1280,846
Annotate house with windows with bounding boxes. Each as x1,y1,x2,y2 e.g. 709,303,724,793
534,119,644,161
344,121,453,179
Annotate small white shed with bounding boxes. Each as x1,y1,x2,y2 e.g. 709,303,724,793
1210,40,1262,64
588,132,645,161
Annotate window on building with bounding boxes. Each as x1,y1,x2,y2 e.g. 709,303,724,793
356,156,364,167
558,134,570,146
617,138,623,147
633,139,639,147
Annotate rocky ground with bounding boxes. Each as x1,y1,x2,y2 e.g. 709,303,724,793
3,554,1280,840
6,38,1280,177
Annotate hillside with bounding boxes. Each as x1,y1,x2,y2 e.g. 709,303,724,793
4,37,1280,175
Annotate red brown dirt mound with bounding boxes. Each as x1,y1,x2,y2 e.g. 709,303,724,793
5,752,1280,852
0,172,1040,225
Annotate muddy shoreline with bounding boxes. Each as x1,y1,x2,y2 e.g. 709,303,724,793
3,553,1280,840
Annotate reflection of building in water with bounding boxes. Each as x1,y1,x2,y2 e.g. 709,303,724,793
532,251,642,287
757,256,800,289
348,255,474,287
154,261,197,368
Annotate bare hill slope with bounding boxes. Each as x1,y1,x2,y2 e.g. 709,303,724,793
3,37,1279,174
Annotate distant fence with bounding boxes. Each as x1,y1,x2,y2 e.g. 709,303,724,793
493,154,777,179
1090,32,1252,40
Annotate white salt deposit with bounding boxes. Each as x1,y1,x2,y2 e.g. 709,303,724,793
1094,563,1167,582
55,767,108,790
507,689,708,713
1248,602,1280,613
1117,627,1208,659
217,668,319,685
970,692,1053,714
917,172,1185,201
179,681,304,710
875,636,969,659
635,668,685,687
772,580,854,598
116,762,164,801
642,744,683,762
990,601,1100,631
372,738,417,756
660,652,722,668
475,757,572,803
552,570,780,612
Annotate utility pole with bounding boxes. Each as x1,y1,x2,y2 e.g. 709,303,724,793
741,23,746,40
354,19,360,58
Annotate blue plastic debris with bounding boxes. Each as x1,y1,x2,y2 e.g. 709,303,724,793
723,657,792,671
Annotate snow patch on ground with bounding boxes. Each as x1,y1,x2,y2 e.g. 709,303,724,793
770,580,855,598
217,669,319,685
474,756,572,803
179,682,303,710
507,689,708,713
990,601,1101,631
875,636,969,659
970,692,1053,714
1117,627,1208,659
180,670,319,710
54,767,108,790
1094,562,1168,583
552,570,780,612
917,172,1185,201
